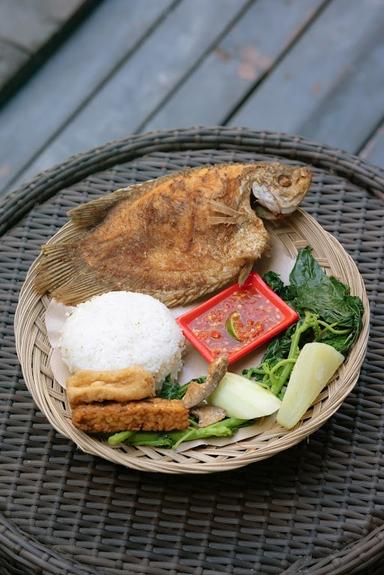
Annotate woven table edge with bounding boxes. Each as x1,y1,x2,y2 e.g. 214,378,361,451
0,126,383,236
1,127,383,575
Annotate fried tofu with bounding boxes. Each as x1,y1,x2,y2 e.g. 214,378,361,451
67,366,155,407
72,398,189,433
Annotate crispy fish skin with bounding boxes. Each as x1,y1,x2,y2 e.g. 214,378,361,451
35,163,311,306
191,405,227,427
72,398,189,433
183,355,228,409
67,366,155,407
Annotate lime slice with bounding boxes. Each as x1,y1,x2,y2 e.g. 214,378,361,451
225,311,243,341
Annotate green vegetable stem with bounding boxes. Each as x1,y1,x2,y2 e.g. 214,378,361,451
107,418,247,449
107,431,135,446
244,247,364,398
167,417,246,449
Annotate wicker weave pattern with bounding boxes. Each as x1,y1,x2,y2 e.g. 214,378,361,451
15,208,369,474
0,129,383,574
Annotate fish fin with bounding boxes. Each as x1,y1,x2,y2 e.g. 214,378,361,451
69,184,149,229
208,199,242,217
34,238,114,304
238,261,253,285
208,199,252,227
208,216,239,225
208,200,242,226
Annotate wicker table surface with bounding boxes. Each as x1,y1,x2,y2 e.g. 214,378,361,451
0,127,383,575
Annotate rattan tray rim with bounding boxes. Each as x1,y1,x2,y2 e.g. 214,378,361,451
14,211,369,475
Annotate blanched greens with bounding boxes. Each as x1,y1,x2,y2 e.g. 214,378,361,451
158,374,206,400
243,246,364,397
264,246,363,352
108,418,246,448
158,375,188,400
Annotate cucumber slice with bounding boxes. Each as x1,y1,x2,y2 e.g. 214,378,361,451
209,372,281,419
277,342,344,430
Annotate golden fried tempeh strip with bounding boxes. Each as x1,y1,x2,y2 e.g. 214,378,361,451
72,398,189,433
67,366,155,407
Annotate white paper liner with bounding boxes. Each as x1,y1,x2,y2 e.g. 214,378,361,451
45,233,295,449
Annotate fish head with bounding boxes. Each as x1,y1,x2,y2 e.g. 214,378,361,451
250,163,312,219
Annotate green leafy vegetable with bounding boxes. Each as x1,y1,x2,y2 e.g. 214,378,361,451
244,247,364,397
107,418,247,449
167,417,246,448
130,432,174,448
283,246,363,351
158,374,206,400
158,375,188,399
263,271,285,296
108,431,135,446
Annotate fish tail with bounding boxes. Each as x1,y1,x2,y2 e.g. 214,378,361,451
69,185,145,228
34,239,112,305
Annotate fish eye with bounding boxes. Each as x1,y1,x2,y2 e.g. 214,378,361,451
277,174,292,187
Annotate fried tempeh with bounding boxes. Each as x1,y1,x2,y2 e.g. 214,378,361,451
67,366,155,407
72,398,189,433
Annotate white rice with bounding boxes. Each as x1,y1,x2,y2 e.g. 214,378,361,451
59,291,185,385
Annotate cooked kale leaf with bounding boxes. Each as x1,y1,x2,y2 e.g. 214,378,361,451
158,375,188,400
108,418,248,449
244,246,364,396
284,246,364,348
158,374,207,400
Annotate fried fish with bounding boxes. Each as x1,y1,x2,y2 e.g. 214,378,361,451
35,163,311,306
183,355,228,409
191,405,227,428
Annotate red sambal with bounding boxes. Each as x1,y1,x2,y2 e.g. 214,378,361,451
177,272,298,364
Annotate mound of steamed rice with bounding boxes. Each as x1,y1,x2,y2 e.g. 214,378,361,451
59,291,184,385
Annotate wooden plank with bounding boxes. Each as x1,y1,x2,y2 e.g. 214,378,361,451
0,0,91,93
0,0,175,192
360,121,384,169
229,0,384,153
286,26,384,154
0,0,84,51
142,0,326,132
9,0,250,191
0,40,27,86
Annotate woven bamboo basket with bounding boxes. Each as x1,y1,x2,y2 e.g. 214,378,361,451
14,205,369,474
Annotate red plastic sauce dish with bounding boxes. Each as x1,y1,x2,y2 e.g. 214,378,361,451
176,272,298,365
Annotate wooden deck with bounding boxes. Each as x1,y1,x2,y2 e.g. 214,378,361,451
0,0,95,105
0,0,383,196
